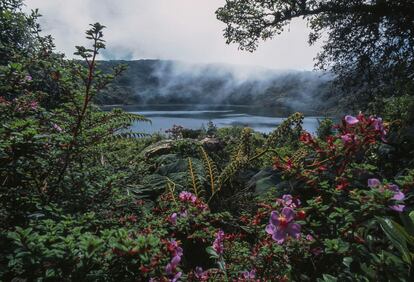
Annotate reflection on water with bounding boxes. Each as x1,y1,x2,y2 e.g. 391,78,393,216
103,104,324,134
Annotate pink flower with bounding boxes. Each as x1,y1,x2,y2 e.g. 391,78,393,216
278,194,300,208
53,123,63,132
165,239,183,278
344,115,359,125
195,267,209,280
212,230,225,255
370,116,387,141
179,191,197,203
367,178,381,188
266,207,301,244
25,75,32,81
368,180,406,212
389,205,405,212
306,234,314,241
169,213,177,225
29,101,38,110
242,270,256,280
341,133,353,143
387,184,405,201
169,272,182,282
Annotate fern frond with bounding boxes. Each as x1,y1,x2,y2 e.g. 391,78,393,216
232,127,253,159
112,131,150,139
291,147,308,165
120,111,151,124
166,177,178,206
218,156,249,188
199,147,219,196
265,112,304,148
187,158,203,198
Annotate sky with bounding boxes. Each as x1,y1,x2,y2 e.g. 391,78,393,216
24,0,322,70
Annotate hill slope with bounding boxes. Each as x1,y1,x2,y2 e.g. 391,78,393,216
96,60,336,112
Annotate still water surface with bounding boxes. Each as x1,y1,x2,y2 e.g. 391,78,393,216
106,104,324,134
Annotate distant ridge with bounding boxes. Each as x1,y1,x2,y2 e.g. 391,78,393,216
96,60,337,112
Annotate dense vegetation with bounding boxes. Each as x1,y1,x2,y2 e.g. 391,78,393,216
95,60,333,113
217,0,414,113
1,0,414,281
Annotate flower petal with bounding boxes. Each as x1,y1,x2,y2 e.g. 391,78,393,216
392,191,405,201
367,178,381,188
171,255,181,265
387,184,400,192
265,224,275,235
270,211,279,225
272,229,286,244
389,205,405,212
287,223,301,239
345,115,359,125
281,207,295,222
282,194,293,206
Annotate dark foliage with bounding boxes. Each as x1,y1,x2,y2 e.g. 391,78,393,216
216,0,414,112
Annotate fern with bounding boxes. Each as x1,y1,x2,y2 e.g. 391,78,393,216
98,109,151,140
184,113,305,205
234,127,253,159
291,147,308,166
187,158,203,198
166,177,178,206
112,132,150,140
199,147,219,196
264,112,304,148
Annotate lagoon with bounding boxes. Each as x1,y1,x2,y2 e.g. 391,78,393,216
104,104,324,134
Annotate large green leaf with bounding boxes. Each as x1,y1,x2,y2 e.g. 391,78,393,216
377,217,413,264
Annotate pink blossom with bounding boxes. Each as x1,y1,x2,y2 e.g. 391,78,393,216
169,213,177,225
341,133,353,143
179,191,197,203
367,178,381,188
212,230,225,255
387,184,405,201
278,194,300,208
368,180,406,212
242,270,256,280
29,101,38,110
344,115,359,125
306,234,314,241
195,267,209,280
389,205,405,212
266,207,301,244
165,240,183,278
169,272,182,282
53,123,63,132
370,116,387,141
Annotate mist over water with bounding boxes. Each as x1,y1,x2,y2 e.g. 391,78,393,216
109,104,323,134
100,60,334,112
100,60,333,134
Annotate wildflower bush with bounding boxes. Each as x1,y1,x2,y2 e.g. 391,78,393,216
1,1,414,281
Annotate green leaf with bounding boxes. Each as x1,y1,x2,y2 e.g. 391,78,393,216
317,274,338,282
400,212,414,236
377,217,412,264
205,246,218,259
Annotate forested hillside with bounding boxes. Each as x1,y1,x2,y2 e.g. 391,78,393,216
96,60,334,112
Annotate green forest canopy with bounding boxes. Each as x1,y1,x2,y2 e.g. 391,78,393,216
216,0,414,111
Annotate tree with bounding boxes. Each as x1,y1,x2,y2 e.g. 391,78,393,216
216,0,414,112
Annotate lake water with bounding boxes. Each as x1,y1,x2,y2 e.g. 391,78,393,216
104,104,324,134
